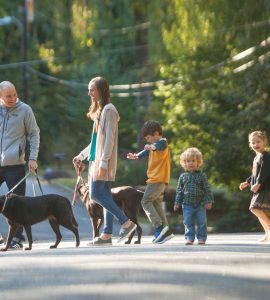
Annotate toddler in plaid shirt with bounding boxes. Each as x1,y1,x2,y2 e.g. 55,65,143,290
174,147,214,245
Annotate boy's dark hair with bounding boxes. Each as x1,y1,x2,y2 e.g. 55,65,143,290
141,120,163,137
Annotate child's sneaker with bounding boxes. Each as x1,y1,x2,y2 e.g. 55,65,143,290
198,240,206,245
155,229,174,244
152,225,169,243
185,240,194,245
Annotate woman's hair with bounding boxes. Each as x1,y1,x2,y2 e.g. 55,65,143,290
248,131,268,145
87,77,111,120
180,147,203,170
141,120,162,137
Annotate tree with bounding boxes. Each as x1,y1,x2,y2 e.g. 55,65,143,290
155,0,270,187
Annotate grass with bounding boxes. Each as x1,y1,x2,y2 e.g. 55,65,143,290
53,177,77,190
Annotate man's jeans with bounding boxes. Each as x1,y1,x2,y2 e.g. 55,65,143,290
90,179,128,234
0,164,26,241
182,203,207,241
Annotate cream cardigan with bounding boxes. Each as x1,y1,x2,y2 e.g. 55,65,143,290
78,103,120,182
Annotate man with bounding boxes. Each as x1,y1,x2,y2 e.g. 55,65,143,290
0,81,40,249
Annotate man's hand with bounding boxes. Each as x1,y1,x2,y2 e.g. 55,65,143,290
28,160,38,172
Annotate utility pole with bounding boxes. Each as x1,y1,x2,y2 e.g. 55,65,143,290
22,0,34,103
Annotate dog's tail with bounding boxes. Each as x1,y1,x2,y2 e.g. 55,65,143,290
72,213,78,228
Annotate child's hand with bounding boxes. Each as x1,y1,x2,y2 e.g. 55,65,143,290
205,203,212,210
251,183,261,193
144,144,152,151
239,181,249,190
127,153,138,160
174,204,181,212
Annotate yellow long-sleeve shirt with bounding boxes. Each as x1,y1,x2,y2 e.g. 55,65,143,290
138,138,170,184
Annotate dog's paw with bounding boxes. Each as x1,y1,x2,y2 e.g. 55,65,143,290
0,247,7,251
25,247,32,251
134,240,141,244
50,245,57,249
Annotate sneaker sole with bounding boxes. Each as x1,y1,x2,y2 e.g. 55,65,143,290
155,234,174,244
154,225,169,243
9,245,23,250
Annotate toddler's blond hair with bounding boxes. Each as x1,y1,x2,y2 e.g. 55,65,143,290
248,131,268,146
180,147,203,170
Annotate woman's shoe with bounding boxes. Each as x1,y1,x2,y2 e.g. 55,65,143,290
88,237,112,246
117,221,137,243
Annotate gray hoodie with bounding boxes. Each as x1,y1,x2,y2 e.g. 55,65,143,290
0,100,40,166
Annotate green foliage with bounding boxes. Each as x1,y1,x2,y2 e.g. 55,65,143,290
154,0,270,189
215,211,261,233
1,1,270,207
113,157,147,187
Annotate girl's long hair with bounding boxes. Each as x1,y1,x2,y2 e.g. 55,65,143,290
87,77,111,121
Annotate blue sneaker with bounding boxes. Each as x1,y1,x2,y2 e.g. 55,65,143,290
152,225,169,243
155,229,174,244
9,239,23,250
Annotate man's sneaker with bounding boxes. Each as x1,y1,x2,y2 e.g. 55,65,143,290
155,229,174,244
185,240,194,245
9,240,23,250
152,225,169,243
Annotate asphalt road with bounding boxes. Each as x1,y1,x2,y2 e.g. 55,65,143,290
1,234,270,300
1,178,270,300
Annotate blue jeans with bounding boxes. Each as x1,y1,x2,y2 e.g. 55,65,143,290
0,164,26,241
90,179,128,234
182,203,207,241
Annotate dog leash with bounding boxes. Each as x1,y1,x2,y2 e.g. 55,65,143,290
6,169,43,197
6,171,32,196
31,169,44,196
2,171,33,213
72,162,86,206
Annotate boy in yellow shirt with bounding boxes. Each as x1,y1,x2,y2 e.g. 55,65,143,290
127,120,174,243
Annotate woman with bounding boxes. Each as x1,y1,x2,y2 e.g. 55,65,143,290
73,77,136,245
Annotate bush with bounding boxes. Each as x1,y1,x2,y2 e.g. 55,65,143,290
214,190,262,232
114,157,147,187
214,211,261,233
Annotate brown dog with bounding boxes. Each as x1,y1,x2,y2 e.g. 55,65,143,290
77,184,143,244
0,193,80,251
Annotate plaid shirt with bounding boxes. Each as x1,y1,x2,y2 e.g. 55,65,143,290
175,171,214,206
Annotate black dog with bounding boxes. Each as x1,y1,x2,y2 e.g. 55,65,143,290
77,184,143,244
0,193,80,251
